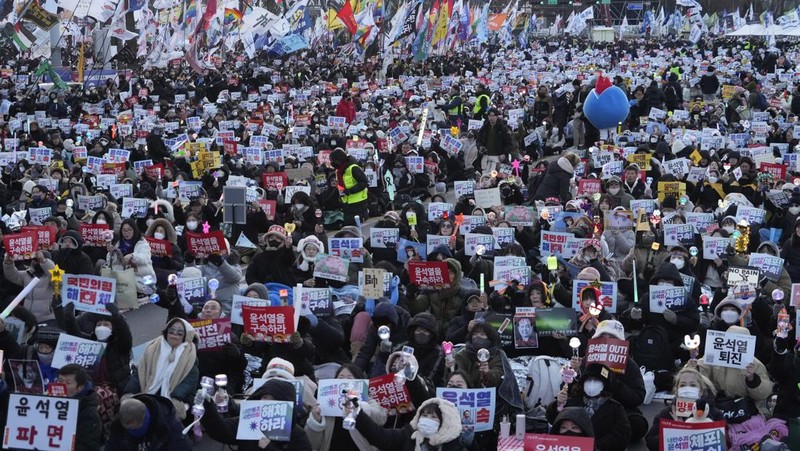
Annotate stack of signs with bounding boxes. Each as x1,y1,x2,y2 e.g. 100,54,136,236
242,305,295,343
369,228,399,248
585,338,628,374
313,254,350,282
659,420,726,451
572,280,617,313
317,379,369,417
189,318,232,351
52,334,106,368
435,388,495,432
62,275,116,315
702,329,756,369
236,400,294,441
328,237,363,263
514,308,537,349
368,374,413,416
649,285,689,314
4,394,79,450
748,253,784,282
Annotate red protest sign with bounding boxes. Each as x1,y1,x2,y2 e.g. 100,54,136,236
242,305,295,343
101,162,126,176
408,261,452,288
144,163,164,179
185,230,227,256
20,226,56,250
3,231,38,261
256,200,277,220
223,140,238,156
144,236,173,257
47,383,69,397
578,178,602,195
585,337,629,374
524,433,594,451
79,224,111,247
189,318,232,351
368,374,413,416
760,162,787,180
261,173,288,190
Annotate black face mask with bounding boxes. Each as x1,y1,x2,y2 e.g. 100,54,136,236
267,240,282,248
559,431,585,437
414,331,432,346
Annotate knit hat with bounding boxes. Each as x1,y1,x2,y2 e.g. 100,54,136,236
266,225,288,241
264,357,295,381
577,267,601,281
179,267,203,279
243,283,270,300
383,211,401,223
36,326,62,348
250,378,296,403
592,320,625,341
297,236,324,272
583,363,613,384
335,226,362,239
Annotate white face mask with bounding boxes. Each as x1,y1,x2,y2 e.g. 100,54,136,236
294,203,306,210
677,386,701,400
708,177,718,184
790,206,800,215
657,281,674,287
96,219,107,225
584,379,604,398
153,232,166,240
186,221,198,231
608,187,620,195
720,310,740,325
722,225,735,233
95,326,112,341
417,417,440,437
670,258,685,270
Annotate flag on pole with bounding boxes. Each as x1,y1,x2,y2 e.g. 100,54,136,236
337,0,358,34
3,22,34,51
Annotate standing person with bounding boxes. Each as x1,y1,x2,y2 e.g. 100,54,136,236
472,84,491,120
476,109,512,172
57,364,103,451
533,152,581,202
330,148,369,226
107,396,192,451
440,86,464,127
698,66,720,102
335,92,357,124
533,85,554,126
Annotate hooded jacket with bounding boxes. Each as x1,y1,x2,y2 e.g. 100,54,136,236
354,398,466,451
202,378,312,451
534,156,575,202
305,397,386,451
52,230,95,275
355,302,411,374
246,240,297,287
106,394,192,451
2,257,55,322
551,406,595,437
74,384,103,451
400,312,445,385
409,258,464,337
144,218,184,271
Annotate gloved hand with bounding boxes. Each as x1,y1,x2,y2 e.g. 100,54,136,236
106,302,120,317
304,312,318,328
240,333,254,346
180,297,194,315
662,308,677,325
290,332,303,349
207,253,223,266
630,307,643,320
365,298,375,316
379,340,393,353
699,311,712,329
65,206,73,218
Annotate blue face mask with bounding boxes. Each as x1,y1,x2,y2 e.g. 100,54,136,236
127,408,151,438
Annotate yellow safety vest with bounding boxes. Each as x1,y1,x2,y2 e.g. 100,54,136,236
342,164,368,204
448,96,463,116
473,94,490,114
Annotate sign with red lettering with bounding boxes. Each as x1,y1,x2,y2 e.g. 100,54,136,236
144,236,173,257
242,305,295,343
144,163,164,179
524,433,594,451
261,173,288,190
578,178,603,195
760,162,787,180
223,140,238,156
185,231,227,256
79,224,111,247
368,374,413,416
256,200,277,219
585,337,629,374
408,261,452,288
189,318,232,351
3,231,38,261
20,226,56,250
4,393,79,450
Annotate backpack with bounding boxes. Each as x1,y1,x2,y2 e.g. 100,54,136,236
524,356,567,410
632,325,674,373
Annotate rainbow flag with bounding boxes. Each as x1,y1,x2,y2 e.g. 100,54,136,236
224,8,242,25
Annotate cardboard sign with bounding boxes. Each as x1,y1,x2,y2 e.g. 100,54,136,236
316,379,369,417
572,280,618,313
649,285,689,314
360,268,385,299
4,231,38,261
408,261,451,288
702,236,729,260
514,308,538,349
586,338,629,374
185,230,227,255
230,295,269,326
235,401,293,441
436,388,495,432
242,305,295,343
524,433,594,451
659,419,726,451
368,374,413,416
144,236,173,257
189,318,232,351
473,188,501,208
702,329,756,369
52,334,106,369
328,237,363,263
504,205,534,226
747,253,784,282
313,253,350,282
727,265,760,287
369,228,399,249
4,394,79,450
61,275,116,316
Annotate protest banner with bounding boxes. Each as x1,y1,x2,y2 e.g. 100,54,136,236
727,265,760,287
572,280,617,313
357,270,394,299
316,379,369,417
368,374,413,416
674,398,696,418
649,285,689,314
577,178,602,196
454,180,475,197
360,268,386,299
313,253,350,282
4,394,78,450
736,206,766,225
261,172,288,191
626,152,652,171
540,231,572,257
586,338,629,374
605,210,634,231
659,419,726,451
535,308,577,337
235,400,294,441
61,274,116,315
524,433,594,451
702,236,729,260
177,277,206,307
230,295,269,325
51,334,106,369
629,199,657,215
473,188,501,208
189,318,232,351
369,228,399,249
3,231,38,261
703,329,756,369
503,205,535,226
283,185,311,203
748,253,784,282
18,226,55,251
492,227,514,246
663,223,695,246
328,237,363,263
426,235,451,251
475,311,514,348
185,230,227,255
256,199,277,219
242,305,295,343
294,287,334,317
514,308,538,349
142,233,172,257
465,233,495,256
685,212,715,233
436,388,495,432
760,162,787,180
78,224,110,248
408,261,451,288
405,156,424,174
459,215,487,235
109,183,133,199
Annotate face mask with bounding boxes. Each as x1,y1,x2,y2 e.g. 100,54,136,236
127,409,151,438
32,194,42,202
414,331,431,345
294,203,306,211
722,225,734,233
560,430,585,437
720,310,740,325
186,221,198,231
658,281,674,287
677,386,701,400
417,417,440,437
790,206,800,215
608,187,620,195
670,258,685,270
96,219,107,225
472,337,491,349
153,232,166,240
708,177,718,184
583,379,604,398
95,326,112,341
38,351,54,366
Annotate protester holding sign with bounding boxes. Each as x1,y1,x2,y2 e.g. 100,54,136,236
2,250,54,322
57,364,104,451
110,219,156,294
52,230,95,276
143,218,185,288
187,250,243,315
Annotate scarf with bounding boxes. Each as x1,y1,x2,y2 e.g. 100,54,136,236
141,336,195,398
118,239,134,256
583,395,608,417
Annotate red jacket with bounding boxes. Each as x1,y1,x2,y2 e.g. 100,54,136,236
335,99,357,124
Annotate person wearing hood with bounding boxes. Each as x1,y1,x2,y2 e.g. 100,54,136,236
365,211,402,266
57,364,103,451
296,235,325,286
547,364,631,451
550,406,595,438
201,378,312,451
782,216,800,283
392,312,445,386
731,240,791,301
691,167,728,211
124,318,199,420
353,300,411,375
762,186,800,247
330,148,369,226
454,322,505,388
409,258,465,337
246,225,297,287
533,152,581,202
604,176,634,209
704,286,772,366
52,230,95,275
107,394,191,451
445,289,487,346
144,218,185,288
3,250,54,322
185,248,242,315
353,397,466,451
109,218,157,295
331,226,373,287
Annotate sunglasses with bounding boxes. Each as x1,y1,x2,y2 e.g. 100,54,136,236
167,328,185,337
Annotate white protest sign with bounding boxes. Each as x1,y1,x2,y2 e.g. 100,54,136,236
473,188,501,208
52,334,106,369
702,329,756,369
4,394,79,450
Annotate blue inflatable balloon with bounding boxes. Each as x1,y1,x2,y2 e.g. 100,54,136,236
582,77,630,130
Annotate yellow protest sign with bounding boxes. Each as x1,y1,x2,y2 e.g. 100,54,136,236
689,149,703,165
185,141,206,155
657,181,686,202
626,153,651,171
190,151,222,178
721,85,735,99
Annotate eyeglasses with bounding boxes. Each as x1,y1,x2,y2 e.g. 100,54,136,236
167,328,185,336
